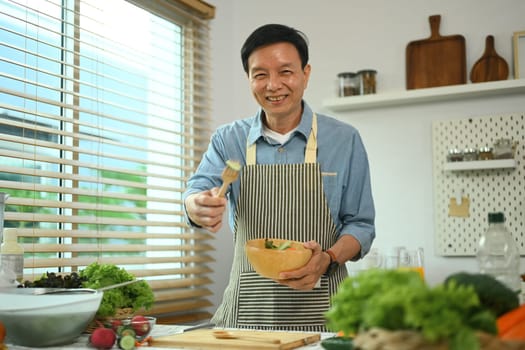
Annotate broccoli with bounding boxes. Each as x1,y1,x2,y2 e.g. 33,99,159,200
444,272,519,317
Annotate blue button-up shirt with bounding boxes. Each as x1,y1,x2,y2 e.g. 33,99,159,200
184,102,375,258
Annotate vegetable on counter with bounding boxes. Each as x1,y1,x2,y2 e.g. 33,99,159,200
80,263,154,318
444,272,520,317
0,321,6,348
89,327,117,349
19,271,86,288
20,262,155,319
498,304,525,341
325,269,498,350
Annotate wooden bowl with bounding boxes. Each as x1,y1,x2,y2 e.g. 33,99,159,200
245,238,312,279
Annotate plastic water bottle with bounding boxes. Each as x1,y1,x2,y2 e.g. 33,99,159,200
0,228,24,283
476,212,521,292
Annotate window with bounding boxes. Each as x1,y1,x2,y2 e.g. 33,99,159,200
0,0,214,323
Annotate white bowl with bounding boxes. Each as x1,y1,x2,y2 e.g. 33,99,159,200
0,288,103,347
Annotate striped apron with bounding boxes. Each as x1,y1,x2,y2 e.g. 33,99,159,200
211,114,347,332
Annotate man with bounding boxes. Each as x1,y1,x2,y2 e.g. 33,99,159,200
184,23,375,332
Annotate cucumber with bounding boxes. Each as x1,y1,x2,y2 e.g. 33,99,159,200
117,325,136,338
118,335,136,350
277,241,292,250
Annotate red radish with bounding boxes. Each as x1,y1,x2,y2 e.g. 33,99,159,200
130,315,150,336
89,327,116,349
110,319,123,332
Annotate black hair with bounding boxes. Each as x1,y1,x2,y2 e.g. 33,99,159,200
240,24,309,73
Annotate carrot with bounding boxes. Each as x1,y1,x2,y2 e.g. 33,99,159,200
501,318,525,341
497,303,525,336
0,321,5,343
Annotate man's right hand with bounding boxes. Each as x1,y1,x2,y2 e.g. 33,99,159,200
184,188,227,233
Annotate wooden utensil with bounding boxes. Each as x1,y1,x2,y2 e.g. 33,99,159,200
406,14,466,89
217,160,241,197
470,35,509,83
213,331,281,344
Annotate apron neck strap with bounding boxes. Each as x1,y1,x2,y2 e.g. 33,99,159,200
246,114,318,165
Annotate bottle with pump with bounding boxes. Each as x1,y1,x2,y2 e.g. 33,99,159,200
476,212,521,292
0,227,24,282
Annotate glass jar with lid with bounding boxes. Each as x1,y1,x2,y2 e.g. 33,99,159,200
337,72,359,97
478,146,493,160
447,148,463,162
358,69,377,94
462,148,478,161
493,138,515,159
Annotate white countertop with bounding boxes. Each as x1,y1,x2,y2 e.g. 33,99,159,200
6,324,332,350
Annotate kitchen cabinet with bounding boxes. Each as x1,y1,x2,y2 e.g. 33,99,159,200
322,79,525,112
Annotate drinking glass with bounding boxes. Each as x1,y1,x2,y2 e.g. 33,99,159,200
399,247,425,279
362,248,384,269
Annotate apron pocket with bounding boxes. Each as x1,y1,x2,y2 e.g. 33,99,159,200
321,171,339,218
237,271,330,330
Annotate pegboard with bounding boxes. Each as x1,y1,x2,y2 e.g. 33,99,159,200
432,113,524,256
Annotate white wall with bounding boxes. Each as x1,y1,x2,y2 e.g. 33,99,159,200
206,0,525,312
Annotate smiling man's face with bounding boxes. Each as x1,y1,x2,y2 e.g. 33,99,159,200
247,42,311,130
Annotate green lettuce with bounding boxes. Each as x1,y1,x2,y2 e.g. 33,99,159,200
325,269,497,350
80,262,154,318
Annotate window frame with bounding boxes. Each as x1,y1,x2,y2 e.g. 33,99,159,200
0,0,214,323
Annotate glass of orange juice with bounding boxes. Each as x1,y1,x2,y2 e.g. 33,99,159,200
398,247,425,279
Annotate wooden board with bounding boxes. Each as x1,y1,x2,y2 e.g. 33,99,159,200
406,15,466,89
470,35,509,83
151,329,321,350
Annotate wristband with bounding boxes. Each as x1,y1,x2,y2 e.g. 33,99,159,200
323,249,339,277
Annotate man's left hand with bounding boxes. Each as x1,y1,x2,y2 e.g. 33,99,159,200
275,240,329,290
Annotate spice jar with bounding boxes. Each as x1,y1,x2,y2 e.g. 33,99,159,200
337,72,359,97
462,148,478,161
358,69,377,94
447,148,463,162
493,138,515,159
478,146,493,160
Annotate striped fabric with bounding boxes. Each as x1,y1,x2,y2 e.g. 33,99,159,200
234,163,334,244
237,271,330,331
212,115,347,332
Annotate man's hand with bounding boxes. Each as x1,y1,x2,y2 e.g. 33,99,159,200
184,188,227,233
275,240,330,290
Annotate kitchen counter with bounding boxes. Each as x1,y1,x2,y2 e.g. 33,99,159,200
6,324,333,350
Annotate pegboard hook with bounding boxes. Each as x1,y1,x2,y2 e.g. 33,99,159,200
455,188,464,206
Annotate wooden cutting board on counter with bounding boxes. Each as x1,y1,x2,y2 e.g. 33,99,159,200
406,14,466,89
151,329,321,350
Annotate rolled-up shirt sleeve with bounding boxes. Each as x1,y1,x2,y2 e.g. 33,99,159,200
339,132,375,259
318,116,375,260
183,121,251,228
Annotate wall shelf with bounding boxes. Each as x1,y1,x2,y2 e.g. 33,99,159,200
443,159,516,171
323,79,525,111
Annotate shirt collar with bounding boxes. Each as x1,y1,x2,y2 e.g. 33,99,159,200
247,101,314,146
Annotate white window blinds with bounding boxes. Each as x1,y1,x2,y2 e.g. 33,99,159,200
0,0,214,323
